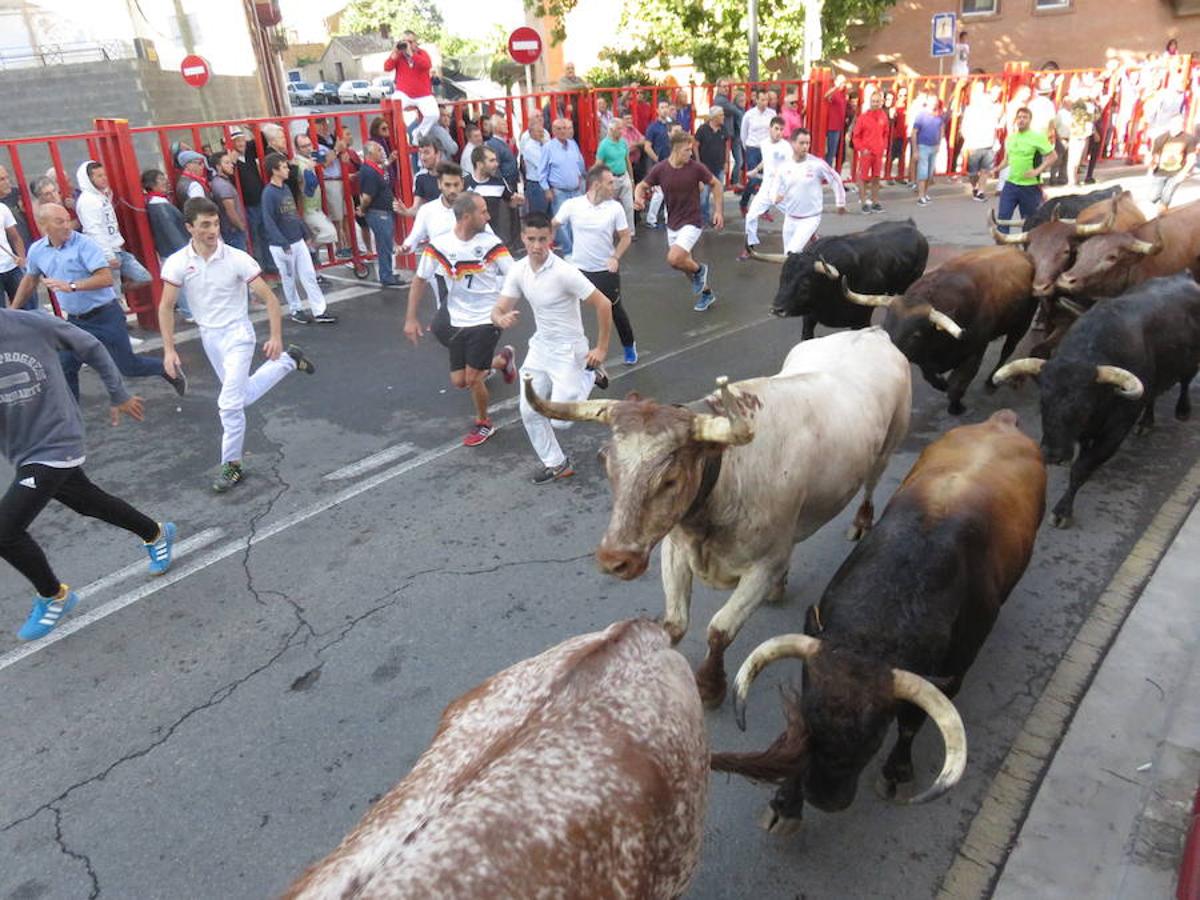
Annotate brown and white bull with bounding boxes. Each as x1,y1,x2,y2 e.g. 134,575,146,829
282,619,709,900
524,328,912,708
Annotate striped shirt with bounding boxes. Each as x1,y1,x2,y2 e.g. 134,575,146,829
416,231,513,327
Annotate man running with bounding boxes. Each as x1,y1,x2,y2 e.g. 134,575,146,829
634,131,723,312
158,198,315,494
10,203,186,399
551,163,635,364
0,307,176,641
491,213,612,484
772,128,847,255
738,115,791,260
261,152,338,325
404,192,517,447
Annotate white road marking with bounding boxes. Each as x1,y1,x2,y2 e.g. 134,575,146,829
74,527,225,599
0,316,769,672
683,322,722,338
323,443,419,480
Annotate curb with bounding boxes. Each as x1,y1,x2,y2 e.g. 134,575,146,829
1180,785,1200,900
938,456,1200,899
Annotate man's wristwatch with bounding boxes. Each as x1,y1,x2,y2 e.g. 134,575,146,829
69,282,77,292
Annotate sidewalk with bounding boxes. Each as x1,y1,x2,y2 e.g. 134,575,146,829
992,498,1200,899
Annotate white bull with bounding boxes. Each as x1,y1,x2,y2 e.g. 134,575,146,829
525,327,912,707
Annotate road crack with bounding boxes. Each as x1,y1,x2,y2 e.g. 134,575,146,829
50,805,99,899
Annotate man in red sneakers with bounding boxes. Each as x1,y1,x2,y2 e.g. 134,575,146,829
852,89,890,214
404,192,516,446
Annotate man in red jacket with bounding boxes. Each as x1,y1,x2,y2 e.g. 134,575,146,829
384,30,438,139
851,88,890,214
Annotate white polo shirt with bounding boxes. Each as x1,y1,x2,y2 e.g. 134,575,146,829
553,195,628,272
500,253,594,347
403,197,455,251
159,240,262,329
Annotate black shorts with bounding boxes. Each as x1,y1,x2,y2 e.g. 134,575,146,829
582,269,621,304
431,305,502,372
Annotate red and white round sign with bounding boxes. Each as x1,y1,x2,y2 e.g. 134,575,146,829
180,54,211,88
507,27,543,66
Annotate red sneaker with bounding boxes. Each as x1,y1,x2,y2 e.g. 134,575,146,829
463,419,495,447
498,344,517,384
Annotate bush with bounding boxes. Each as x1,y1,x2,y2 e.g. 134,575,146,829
584,64,657,89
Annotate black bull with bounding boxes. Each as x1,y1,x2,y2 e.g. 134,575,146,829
767,221,929,339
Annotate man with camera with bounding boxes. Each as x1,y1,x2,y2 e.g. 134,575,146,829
385,30,438,140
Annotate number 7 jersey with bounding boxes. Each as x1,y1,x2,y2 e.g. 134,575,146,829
416,231,513,327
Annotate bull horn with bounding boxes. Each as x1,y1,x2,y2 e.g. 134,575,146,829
927,309,964,339
841,276,895,308
523,373,617,424
1128,226,1163,255
732,634,823,731
989,209,1025,227
988,209,1029,245
1057,297,1088,317
813,257,840,279
1095,365,1145,400
992,358,1046,384
891,669,968,804
747,246,788,264
1073,204,1116,237
691,376,755,446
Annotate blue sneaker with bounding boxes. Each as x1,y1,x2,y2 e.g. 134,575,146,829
18,588,79,641
145,522,176,576
623,343,638,365
693,290,716,312
690,263,709,296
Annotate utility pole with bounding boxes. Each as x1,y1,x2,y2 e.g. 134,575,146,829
803,0,824,76
748,0,759,82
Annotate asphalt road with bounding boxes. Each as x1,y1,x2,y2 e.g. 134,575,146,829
2,187,1198,900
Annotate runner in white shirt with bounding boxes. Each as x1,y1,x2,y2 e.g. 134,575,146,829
491,212,613,484
741,116,792,257
404,191,517,447
158,197,314,494
738,90,775,213
552,163,637,365
400,162,465,253
771,128,847,255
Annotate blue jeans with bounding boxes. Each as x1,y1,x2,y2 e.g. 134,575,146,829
525,182,549,216
916,144,939,182
998,181,1044,230
825,130,842,167
701,169,724,225
245,205,277,274
109,250,151,297
550,186,582,254
0,267,31,309
365,209,396,283
740,146,763,209
61,300,163,399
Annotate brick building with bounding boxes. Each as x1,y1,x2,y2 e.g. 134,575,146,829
843,0,1200,76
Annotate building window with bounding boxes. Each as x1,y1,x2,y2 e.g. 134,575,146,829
962,0,998,14
1034,0,1070,8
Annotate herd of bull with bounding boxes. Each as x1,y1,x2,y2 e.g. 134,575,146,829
280,190,1200,898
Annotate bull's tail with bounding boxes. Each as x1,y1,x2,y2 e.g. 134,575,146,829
709,691,809,784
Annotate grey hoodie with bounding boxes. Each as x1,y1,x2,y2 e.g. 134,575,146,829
0,309,130,468
75,159,125,253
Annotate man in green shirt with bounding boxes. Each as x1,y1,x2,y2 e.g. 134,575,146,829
595,118,634,236
997,107,1057,232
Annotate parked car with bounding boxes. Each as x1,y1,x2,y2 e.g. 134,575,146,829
312,81,341,104
338,79,371,103
286,81,316,105
367,76,394,102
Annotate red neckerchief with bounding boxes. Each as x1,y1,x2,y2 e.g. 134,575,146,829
182,171,210,192
363,159,390,181
144,190,172,202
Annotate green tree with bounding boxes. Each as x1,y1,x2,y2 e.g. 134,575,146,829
342,0,444,38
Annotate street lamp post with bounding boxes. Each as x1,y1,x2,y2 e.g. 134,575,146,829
749,0,759,82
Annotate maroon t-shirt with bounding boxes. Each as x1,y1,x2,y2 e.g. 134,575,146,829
644,159,714,230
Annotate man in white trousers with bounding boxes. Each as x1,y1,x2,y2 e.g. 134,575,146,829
491,213,612,485
384,30,438,140
159,198,315,493
738,115,792,260
772,128,847,255
261,152,338,325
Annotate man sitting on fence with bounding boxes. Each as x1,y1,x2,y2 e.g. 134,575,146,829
74,160,153,305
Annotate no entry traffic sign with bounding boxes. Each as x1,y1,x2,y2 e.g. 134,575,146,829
508,27,543,66
180,54,211,88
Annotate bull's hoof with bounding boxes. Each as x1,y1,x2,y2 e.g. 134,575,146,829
1134,422,1153,437
1176,407,1191,422
874,772,916,803
845,522,868,541
661,619,687,645
758,806,804,836
1051,512,1073,529
983,377,999,395
697,674,727,709
947,400,966,416
765,578,787,605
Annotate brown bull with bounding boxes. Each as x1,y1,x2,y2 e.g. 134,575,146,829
991,191,1146,297
1057,199,1200,297
283,620,709,900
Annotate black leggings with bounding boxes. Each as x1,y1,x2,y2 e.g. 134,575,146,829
0,464,158,597
581,269,635,348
